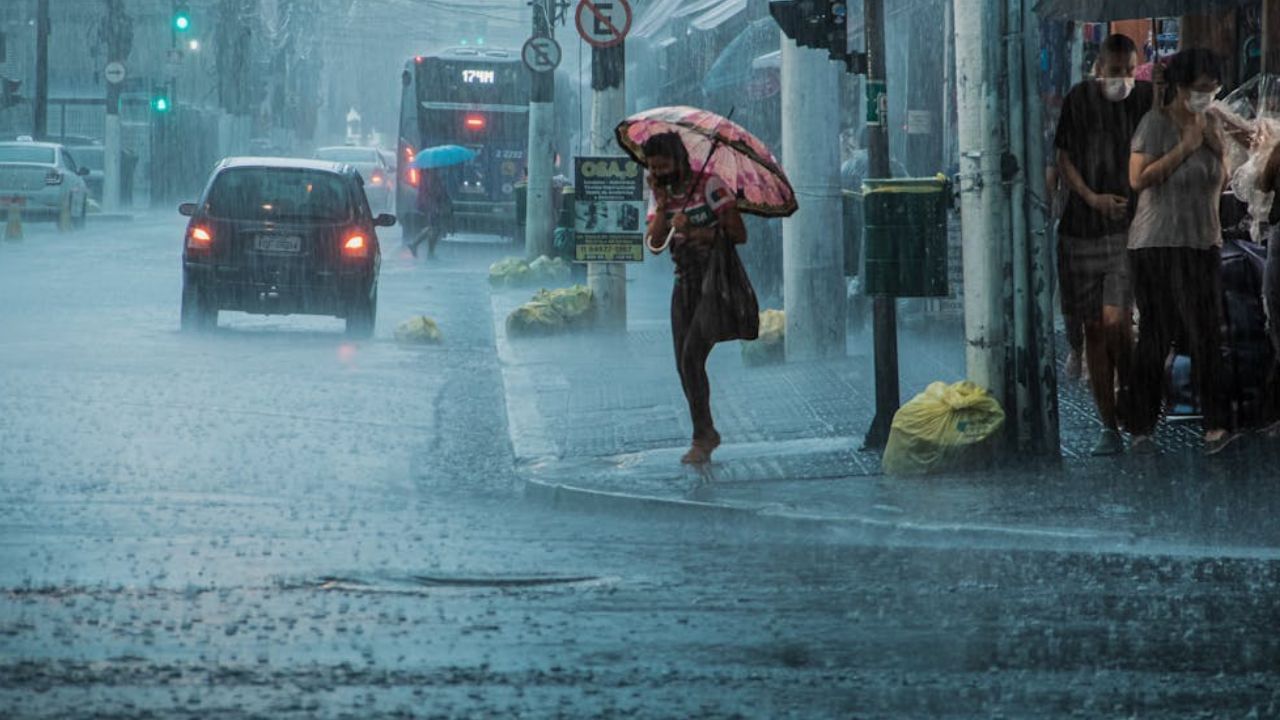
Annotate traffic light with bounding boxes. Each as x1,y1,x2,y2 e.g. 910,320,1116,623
768,0,866,73
173,3,191,32
151,85,171,113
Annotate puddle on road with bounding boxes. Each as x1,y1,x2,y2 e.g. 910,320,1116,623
292,573,613,595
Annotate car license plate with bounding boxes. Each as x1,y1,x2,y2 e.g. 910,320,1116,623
254,234,302,253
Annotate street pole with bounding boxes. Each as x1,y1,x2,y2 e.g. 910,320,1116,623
588,42,627,331
862,0,898,450
1023,0,1060,455
34,0,50,139
780,33,845,362
953,0,1008,409
1007,0,1031,449
525,0,556,259
103,0,127,213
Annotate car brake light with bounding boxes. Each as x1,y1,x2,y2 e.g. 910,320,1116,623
407,167,420,187
370,171,384,186
464,113,486,131
342,234,367,257
188,225,213,249
45,170,63,185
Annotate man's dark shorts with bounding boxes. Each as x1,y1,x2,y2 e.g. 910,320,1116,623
1059,233,1131,321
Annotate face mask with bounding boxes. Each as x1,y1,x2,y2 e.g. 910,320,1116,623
1186,90,1215,114
1100,77,1135,102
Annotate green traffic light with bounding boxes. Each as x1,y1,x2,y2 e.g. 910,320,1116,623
153,97,170,112
174,15,190,30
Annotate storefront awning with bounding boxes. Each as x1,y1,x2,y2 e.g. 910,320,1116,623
634,0,749,38
691,0,749,32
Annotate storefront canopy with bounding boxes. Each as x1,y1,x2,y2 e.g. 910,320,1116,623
1034,0,1255,21
634,0,749,38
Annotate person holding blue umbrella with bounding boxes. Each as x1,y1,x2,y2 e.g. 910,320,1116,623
408,145,475,259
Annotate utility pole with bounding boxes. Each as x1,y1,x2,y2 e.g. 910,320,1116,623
103,0,130,213
861,0,897,449
34,0,49,139
1023,0,1060,453
525,0,556,259
587,31,627,330
953,0,1008,413
780,33,845,361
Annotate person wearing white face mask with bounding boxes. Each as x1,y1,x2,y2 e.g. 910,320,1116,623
1127,48,1236,455
1053,34,1153,456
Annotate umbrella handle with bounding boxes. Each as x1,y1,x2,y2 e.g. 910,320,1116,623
648,226,675,254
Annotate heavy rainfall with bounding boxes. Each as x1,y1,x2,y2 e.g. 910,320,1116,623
2,0,1280,717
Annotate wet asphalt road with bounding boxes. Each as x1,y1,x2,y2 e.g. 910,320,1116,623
1,215,1279,718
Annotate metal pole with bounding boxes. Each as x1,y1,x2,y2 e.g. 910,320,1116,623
953,0,1007,407
104,0,125,213
525,0,557,259
34,0,50,139
862,0,898,450
1023,0,1060,455
1007,0,1031,449
587,41,627,331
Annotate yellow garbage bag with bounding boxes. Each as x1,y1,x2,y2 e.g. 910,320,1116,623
394,316,443,344
882,381,1005,475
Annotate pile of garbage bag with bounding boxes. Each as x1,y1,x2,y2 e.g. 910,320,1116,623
506,285,596,338
393,316,443,344
488,255,572,288
882,381,1005,476
742,309,785,367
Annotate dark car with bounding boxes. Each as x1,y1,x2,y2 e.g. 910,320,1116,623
178,157,394,337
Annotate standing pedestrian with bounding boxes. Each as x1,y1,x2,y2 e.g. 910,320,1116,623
642,132,748,465
1053,34,1153,455
1127,48,1237,454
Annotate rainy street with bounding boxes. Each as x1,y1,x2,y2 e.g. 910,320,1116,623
6,0,1280,717
0,218,1277,718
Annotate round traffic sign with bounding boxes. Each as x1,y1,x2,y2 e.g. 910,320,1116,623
104,61,127,85
522,35,562,73
575,0,631,49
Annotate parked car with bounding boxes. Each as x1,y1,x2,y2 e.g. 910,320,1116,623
314,145,395,213
0,140,90,226
64,145,103,201
178,157,395,337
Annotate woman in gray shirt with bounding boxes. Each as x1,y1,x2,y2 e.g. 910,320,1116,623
1127,49,1236,455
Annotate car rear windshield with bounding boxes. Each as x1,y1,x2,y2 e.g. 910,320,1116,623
69,149,103,170
205,168,352,222
0,146,56,164
314,148,377,163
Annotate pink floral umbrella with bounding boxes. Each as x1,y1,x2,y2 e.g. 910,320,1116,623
615,106,798,218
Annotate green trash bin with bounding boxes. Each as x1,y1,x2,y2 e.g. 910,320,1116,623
862,176,950,297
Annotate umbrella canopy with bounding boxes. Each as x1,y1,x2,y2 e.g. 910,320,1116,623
616,106,797,218
1034,0,1253,21
413,145,476,170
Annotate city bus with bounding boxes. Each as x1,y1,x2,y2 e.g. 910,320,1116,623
396,47,530,241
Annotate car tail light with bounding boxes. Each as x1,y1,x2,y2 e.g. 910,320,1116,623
187,225,213,249
464,113,486,131
342,233,367,258
369,171,384,186
406,167,420,187
45,169,63,185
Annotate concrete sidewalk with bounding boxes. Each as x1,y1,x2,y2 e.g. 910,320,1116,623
492,271,1280,556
